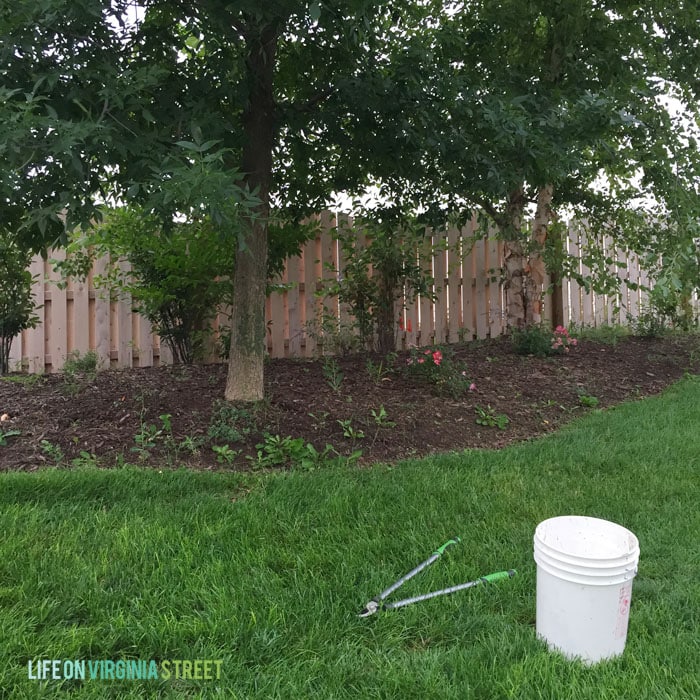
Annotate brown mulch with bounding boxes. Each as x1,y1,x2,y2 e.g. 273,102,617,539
1,334,698,471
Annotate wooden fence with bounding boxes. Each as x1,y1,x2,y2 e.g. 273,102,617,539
6,212,683,373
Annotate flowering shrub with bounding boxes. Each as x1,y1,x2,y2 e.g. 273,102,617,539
511,324,578,357
551,326,578,354
404,345,471,397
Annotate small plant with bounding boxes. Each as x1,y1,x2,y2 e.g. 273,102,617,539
179,435,204,455
633,308,668,338
550,326,578,354
70,451,98,467
337,418,365,441
578,394,600,408
39,439,64,463
132,413,173,458
512,324,578,357
0,428,21,446
207,402,256,445
63,350,100,379
211,444,240,465
308,411,330,431
404,345,471,398
366,358,392,385
370,405,396,429
322,357,344,394
474,405,510,430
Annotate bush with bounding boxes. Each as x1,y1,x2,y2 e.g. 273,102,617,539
322,219,436,354
511,324,578,357
0,233,39,374
404,345,471,398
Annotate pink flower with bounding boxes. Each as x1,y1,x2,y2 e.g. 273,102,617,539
469,383,477,391
417,357,425,364
432,350,443,366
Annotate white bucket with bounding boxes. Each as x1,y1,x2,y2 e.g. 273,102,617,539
534,515,639,664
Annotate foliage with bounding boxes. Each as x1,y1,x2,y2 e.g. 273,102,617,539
207,403,257,445
578,394,600,408
62,351,100,389
211,444,240,465
132,413,173,460
404,345,471,398
0,429,21,446
0,232,39,374
511,324,578,357
633,308,670,339
474,405,510,430
322,219,436,354
322,358,344,395
247,433,353,471
55,207,237,365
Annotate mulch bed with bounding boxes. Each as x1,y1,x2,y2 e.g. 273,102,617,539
1,334,698,471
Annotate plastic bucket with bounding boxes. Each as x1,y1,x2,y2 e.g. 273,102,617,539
534,515,639,664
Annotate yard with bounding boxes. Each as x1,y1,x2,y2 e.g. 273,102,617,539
0,330,699,697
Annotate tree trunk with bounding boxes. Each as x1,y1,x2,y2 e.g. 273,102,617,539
502,185,527,329
225,24,278,402
524,184,554,325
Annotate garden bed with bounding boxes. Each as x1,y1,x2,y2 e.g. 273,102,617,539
0,333,698,470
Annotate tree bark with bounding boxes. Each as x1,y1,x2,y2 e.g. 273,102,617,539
524,184,554,325
225,23,278,402
502,185,527,329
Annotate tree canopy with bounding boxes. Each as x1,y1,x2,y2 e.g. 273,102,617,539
1,1,698,396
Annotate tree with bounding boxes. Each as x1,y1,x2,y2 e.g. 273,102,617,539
1,0,445,400
0,230,39,374
333,1,700,329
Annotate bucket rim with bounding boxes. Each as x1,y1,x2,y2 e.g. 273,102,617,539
535,515,639,560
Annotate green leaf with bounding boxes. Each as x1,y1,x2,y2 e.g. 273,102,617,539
309,2,321,22
175,140,204,152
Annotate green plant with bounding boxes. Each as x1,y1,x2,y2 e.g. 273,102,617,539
207,402,256,445
322,218,437,353
366,358,392,385
633,307,669,338
511,324,553,357
0,232,40,375
70,451,98,468
39,439,64,464
512,324,578,357
474,405,510,430
132,413,173,459
370,405,395,429
246,433,347,471
211,444,240,465
62,351,100,394
178,435,204,455
578,394,600,408
404,345,471,398
0,428,21,446
337,418,365,441
54,207,237,364
322,357,344,394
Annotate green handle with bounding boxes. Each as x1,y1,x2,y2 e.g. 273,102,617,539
434,537,461,557
480,569,517,584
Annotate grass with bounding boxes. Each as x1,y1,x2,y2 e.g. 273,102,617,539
1,376,699,698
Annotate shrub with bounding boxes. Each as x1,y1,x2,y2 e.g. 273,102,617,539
511,324,577,357
0,232,40,374
404,345,471,398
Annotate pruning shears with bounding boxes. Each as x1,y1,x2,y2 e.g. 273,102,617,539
358,537,516,618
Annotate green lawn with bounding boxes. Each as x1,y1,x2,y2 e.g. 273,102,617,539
1,376,699,699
